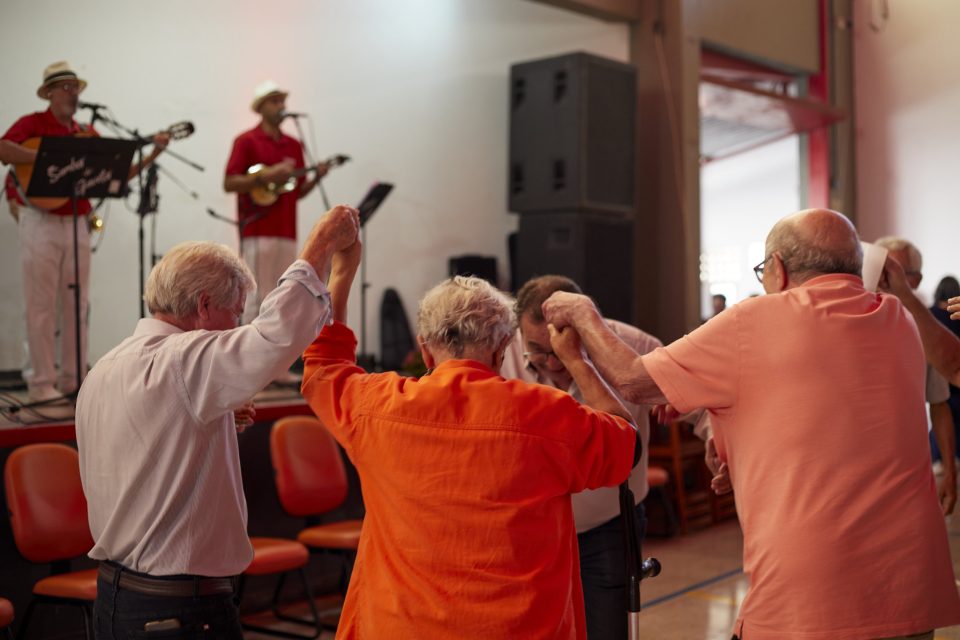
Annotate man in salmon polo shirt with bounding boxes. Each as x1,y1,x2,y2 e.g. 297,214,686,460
544,208,960,640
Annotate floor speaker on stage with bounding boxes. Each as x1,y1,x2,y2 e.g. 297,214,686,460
509,52,636,216
448,255,498,286
516,212,635,324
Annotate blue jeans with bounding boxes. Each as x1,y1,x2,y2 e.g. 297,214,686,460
577,502,647,640
94,570,242,639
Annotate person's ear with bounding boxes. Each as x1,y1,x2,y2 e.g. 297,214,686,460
492,334,512,372
196,292,211,321
417,336,436,370
771,254,789,292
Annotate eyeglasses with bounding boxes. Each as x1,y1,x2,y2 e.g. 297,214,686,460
523,349,558,365
50,82,81,94
753,256,772,283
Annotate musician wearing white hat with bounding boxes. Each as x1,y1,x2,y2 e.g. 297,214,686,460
0,61,169,410
224,80,328,334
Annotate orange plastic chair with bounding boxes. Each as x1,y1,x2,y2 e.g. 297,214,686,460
4,444,97,639
238,537,322,639
0,597,14,639
270,417,363,624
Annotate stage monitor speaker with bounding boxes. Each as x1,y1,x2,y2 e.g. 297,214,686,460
449,255,498,286
516,212,635,324
509,52,636,216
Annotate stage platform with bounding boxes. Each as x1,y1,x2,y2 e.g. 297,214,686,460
0,384,314,447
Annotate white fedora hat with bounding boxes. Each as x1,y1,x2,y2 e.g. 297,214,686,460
251,80,288,113
37,61,87,99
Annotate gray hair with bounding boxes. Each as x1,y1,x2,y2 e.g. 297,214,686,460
417,276,516,358
145,241,255,319
766,211,863,283
874,236,922,271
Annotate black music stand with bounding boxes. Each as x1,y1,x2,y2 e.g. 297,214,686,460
26,136,137,400
355,182,393,370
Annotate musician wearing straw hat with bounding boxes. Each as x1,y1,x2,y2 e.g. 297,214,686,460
224,80,328,328
0,61,169,409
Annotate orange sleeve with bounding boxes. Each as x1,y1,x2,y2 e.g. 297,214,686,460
541,391,637,493
301,321,366,449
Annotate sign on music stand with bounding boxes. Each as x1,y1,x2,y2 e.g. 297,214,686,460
26,136,138,397
357,182,393,226
27,136,137,201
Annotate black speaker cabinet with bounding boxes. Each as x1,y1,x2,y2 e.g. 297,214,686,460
449,255,498,286
509,52,636,216
516,212,635,324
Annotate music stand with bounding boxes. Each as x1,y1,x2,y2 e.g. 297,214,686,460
355,182,393,370
26,136,137,400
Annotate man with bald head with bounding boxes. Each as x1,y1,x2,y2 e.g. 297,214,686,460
874,236,956,515
544,209,960,640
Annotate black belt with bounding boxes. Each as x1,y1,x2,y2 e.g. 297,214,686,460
98,563,236,598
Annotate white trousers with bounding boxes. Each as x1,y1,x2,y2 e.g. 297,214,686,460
241,236,297,324
18,207,90,397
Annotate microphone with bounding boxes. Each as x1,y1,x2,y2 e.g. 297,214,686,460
279,110,306,120
78,101,107,110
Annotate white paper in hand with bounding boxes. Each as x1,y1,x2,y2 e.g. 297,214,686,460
860,241,888,292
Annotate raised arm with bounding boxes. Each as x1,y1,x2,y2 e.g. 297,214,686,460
328,240,361,323
881,257,960,386
543,292,667,405
548,323,633,426
182,205,359,424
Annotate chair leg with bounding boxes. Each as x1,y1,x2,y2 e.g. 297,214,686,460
270,572,290,618
80,602,93,640
271,567,333,635
14,599,37,640
657,485,679,536
240,569,324,639
15,598,91,640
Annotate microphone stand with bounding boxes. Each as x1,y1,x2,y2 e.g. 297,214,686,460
291,114,331,210
206,204,271,259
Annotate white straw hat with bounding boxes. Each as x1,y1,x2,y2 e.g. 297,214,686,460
37,61,87,99
250,80,288,113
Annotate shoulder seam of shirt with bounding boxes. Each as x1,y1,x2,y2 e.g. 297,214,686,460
355,409,582,447
171,336,205,426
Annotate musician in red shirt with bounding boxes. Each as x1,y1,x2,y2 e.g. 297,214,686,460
224,80,327,327
0,61,168,409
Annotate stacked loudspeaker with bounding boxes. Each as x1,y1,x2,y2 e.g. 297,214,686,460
509,52,637,323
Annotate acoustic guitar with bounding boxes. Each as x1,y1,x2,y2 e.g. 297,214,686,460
247,154,350,206
12,121,194,211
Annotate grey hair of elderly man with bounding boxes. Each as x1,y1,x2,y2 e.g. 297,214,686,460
416,275,517,371
145,241,256,322
762,209,862,291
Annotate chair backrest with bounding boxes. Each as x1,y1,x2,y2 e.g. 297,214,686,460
3,443,94,563
270,416,349,517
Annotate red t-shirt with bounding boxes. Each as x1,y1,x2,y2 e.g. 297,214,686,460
2,109,97,216
224,126,305,240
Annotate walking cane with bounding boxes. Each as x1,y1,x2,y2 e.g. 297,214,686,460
620,482,661,640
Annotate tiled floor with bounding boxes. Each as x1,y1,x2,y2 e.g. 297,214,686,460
245,511,960,639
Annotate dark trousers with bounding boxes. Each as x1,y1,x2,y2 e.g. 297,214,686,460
578,502,647,640
94,570,242,639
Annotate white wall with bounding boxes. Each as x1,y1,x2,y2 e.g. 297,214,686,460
854,0,960,304
0,0,628,369
700,136,801,315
